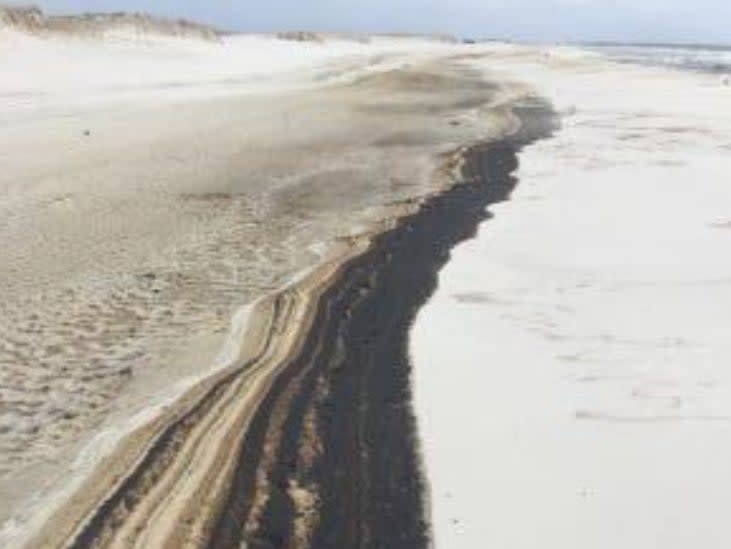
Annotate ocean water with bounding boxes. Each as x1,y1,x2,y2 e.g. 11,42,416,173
586,43,731,74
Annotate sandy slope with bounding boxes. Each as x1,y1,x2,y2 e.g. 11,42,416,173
0,28,437,117
412,45,731,548
0,21,525,546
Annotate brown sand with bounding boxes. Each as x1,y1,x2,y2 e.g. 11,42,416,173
0,41,526,546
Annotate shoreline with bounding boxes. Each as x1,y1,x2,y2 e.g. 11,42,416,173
21,95,553,549
0,33,528,542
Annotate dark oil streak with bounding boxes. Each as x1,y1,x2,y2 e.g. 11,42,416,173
207,237,384,548
206,99,555,549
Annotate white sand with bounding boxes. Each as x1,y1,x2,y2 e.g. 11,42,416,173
0,28,451,118
412,46,731,547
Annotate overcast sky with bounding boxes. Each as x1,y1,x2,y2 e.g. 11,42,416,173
30,0,731,44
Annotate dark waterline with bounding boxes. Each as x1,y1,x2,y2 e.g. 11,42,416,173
207,99,555,548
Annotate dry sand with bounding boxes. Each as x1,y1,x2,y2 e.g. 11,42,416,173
413,44,731,548
0,13,524,546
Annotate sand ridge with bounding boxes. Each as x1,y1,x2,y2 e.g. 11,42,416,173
0,5,219,42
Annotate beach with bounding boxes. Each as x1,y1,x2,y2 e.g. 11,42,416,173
0,9,528,547
2,6,731,548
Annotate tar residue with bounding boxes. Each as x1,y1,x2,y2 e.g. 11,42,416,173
207,100,554,549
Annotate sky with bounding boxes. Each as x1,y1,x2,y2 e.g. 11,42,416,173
28,0,731,44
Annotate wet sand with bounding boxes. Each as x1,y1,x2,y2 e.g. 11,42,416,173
208,99,553,549
22,95,552,549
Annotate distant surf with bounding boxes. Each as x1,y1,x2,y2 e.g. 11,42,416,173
585,42,731,74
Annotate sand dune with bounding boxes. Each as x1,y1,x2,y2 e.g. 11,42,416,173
0,5,219,41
